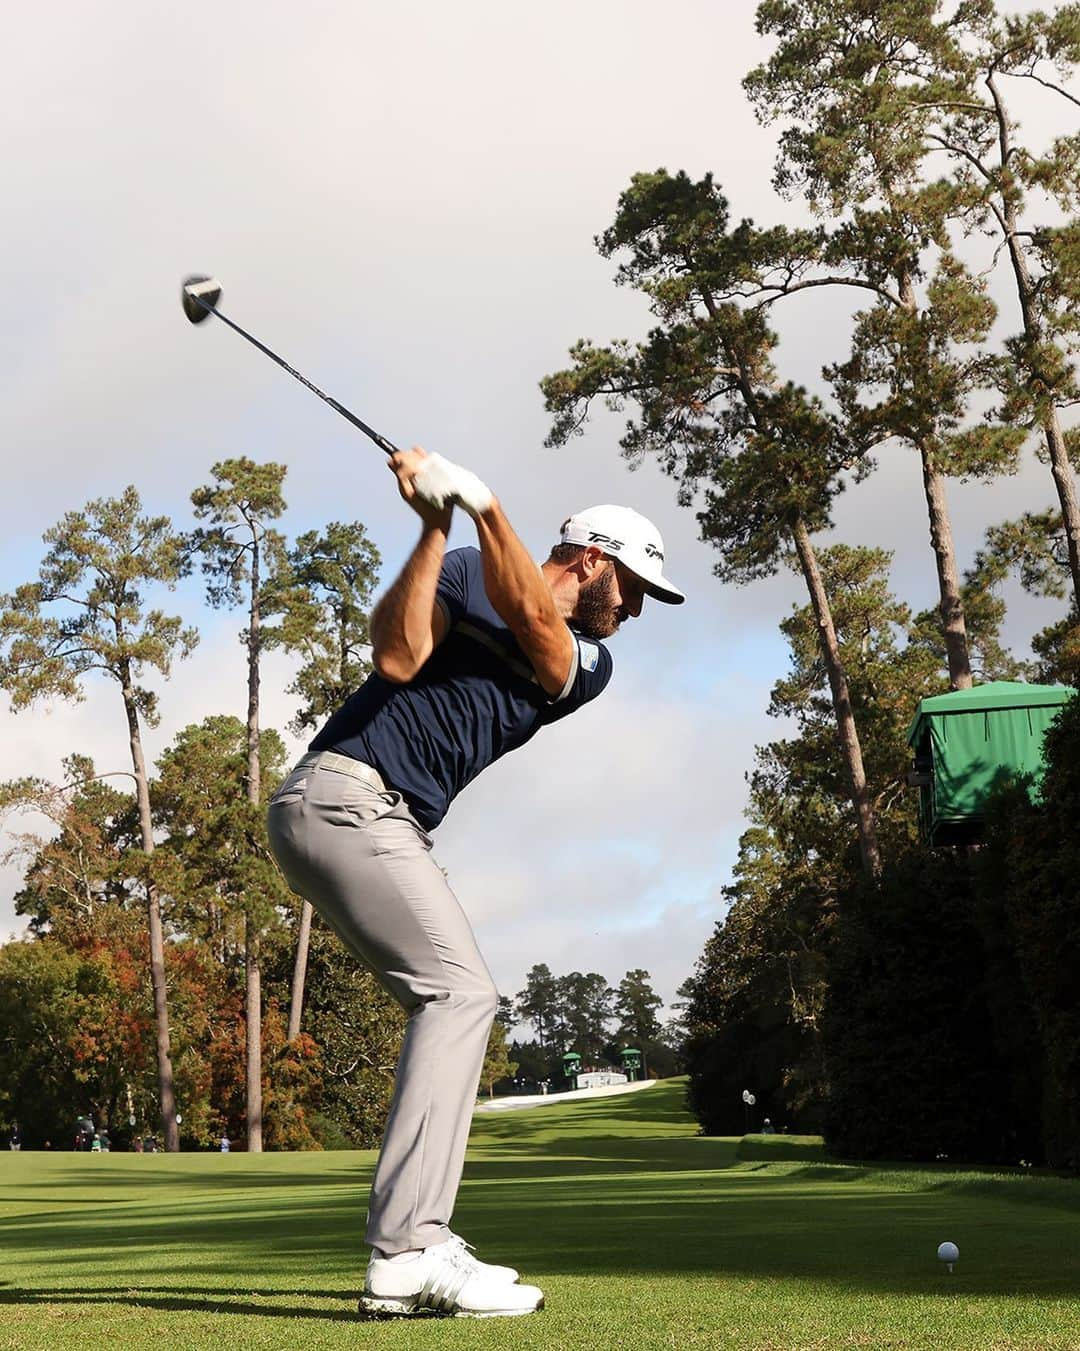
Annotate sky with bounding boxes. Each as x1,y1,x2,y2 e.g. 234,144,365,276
1,1,1076,1020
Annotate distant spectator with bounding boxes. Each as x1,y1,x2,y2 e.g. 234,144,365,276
91,1132,102,1153
133,1136,144,1154
74,1116,95,1151
220,1135,230,1154
9,1123,21,1151
99,1130,111,1152
761,1118,775,1135
143,1136,158,1153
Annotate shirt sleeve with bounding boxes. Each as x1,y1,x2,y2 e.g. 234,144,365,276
544,634,613,721
434,547,476,627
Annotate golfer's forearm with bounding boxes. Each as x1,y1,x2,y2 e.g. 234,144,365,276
473,501,560,639
370,525,448,680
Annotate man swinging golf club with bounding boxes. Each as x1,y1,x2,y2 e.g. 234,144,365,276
267,446,684,1319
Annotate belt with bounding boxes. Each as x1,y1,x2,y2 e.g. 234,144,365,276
293,750,387,792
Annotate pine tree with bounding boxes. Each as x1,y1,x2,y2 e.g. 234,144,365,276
190,457,288,1151
515,963,559,1048
613,969,664,1076
543,171,882,872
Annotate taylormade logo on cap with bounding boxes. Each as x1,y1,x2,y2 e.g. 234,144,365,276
560,505,685,605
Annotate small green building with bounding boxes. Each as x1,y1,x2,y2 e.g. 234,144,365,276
561,1051,582,1090
620,1047,642,1082
906,680,1074,845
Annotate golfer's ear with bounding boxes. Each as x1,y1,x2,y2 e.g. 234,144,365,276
580,546,607,578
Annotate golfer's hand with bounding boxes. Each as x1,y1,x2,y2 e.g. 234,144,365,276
389,447,453,532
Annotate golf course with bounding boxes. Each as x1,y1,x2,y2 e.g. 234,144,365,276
2,1078,1078,1350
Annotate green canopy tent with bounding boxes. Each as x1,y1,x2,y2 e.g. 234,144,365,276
906,681,1075,845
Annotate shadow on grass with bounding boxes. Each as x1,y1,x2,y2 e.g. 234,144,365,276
0,1284,359,1322
5,1165,372,1193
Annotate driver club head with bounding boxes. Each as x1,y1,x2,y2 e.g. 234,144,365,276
182,275,222,324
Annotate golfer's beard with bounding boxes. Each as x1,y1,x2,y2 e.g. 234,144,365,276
575,567,621,639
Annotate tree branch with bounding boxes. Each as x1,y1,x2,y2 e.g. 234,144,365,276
752,275,903,309
912,99,992,114
924,133,998,189
1003,68,1080,109
60,771,138,793
2,649,108,673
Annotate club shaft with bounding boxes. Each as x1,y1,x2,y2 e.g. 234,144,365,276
192,296,399,456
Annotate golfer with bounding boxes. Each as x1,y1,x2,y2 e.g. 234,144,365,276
267,446,684,1318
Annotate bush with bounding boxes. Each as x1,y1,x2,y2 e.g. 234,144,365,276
823,849,1027,1164
978,695,1080,1169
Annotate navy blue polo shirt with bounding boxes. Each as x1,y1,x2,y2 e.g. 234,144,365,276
308,547,613,831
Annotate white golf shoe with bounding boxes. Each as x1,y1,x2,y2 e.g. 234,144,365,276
359,1240,542,1319
446,1231,520,1283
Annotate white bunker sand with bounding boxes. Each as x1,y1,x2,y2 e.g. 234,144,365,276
475,1079,657,1113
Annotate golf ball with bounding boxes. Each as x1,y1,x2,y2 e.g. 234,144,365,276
937,1242,959,1264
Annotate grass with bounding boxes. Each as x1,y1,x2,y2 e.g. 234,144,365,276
2,1079,1079,1349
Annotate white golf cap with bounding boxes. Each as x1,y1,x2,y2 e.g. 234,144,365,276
561,505,685,604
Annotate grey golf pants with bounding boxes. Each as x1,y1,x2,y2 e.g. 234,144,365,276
266,751,497,1255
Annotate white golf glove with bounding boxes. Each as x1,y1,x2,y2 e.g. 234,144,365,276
412,453,494,518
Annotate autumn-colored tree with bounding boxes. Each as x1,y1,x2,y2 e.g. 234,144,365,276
0,908,163,1148
0,488,197,1150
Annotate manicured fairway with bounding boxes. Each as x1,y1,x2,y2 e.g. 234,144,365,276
2,1080,1079,1350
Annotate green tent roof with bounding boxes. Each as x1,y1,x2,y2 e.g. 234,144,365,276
906,681,1074,746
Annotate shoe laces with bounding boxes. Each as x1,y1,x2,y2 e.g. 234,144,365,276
444,1233,482,1274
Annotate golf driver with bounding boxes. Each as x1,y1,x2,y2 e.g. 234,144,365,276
180,276,400,456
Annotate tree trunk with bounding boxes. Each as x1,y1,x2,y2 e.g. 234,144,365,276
920,446,973,690
790,516,882,877
988,72,1080,606
895,264,973,690
286,899,314,1042
247,535,262,805
245,918,263,1152
120,675,179,1152
245,526,263,1152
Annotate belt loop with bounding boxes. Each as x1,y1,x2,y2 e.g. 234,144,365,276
297,750,386,794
